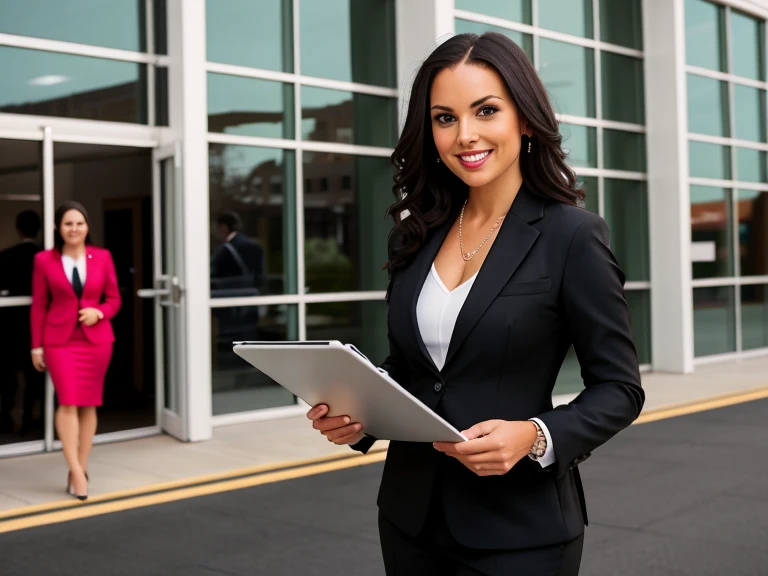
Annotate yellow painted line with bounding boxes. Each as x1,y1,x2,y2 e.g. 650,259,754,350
0,451,387,534
634,386,768,425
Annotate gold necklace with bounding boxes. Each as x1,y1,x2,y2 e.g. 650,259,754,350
459,199,506,261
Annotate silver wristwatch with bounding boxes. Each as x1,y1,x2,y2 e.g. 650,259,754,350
528,420,547,461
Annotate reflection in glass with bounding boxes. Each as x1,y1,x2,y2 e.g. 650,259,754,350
206,0,293,72
211,305,298,415
601,52,645,124
685,0,726,72
306,300,388,365
576,176,598,213
689,141,731,180
300,0,395,87
731,10,764,81
0,46,147,124
155,67,169,127
600,0,643,50
736,148,767,183
561,124,597,168
604,179,650,282
626,290,651,365
209,145,297,297
604,130,646,172
539,39,596,118
690,186,733,279
301,87,397,148
303,154,392,294
455,0,532,24
0,1,145,51
454,19,533,61
741,284,768,350
733,85,766,142
207,74,295,139
738,190,768,276
554,347,581,395
539,0,593,38
693,286,736,356
687,75,729,137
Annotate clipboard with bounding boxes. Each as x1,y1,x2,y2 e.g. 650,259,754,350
233,340,467,443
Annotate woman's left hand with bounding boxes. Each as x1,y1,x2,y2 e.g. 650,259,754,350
433,420,538,476
78,307,102,327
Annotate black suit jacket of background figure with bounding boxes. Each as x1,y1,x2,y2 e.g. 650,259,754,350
352,183,645,551
0,240,41,297
210,232,266,295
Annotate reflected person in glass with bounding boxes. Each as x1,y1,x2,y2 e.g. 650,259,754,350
307,33,643,575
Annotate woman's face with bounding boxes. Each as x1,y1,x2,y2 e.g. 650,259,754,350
430,61,528,189
58,209,88,248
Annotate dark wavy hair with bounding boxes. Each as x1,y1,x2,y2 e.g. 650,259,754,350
385,32,583,272
54,201,92,250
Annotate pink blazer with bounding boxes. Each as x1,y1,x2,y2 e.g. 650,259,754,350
31,246,122,348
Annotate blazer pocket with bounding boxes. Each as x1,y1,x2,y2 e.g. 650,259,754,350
498,278,552,297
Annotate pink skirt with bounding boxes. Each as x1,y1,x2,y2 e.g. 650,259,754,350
46,326,113,407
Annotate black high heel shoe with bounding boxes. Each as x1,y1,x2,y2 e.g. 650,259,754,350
67,470,88,501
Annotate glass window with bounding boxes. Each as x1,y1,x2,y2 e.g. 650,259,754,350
454,19,533,61
0,46,147,124
303,154,392,294
209,145,298,297
576,176,598,213
603,179,650,282
685,0,726,72
601,52,645,124
604,130,647,172
300,0,396,88
301,87,398,148
539,0,593,38
154,0,168,55
689,141,731,180
736,148,767,183
155,67,169,127
0,1,145,51
741,284,768,350
207,74,295,139
687,75,729,137
600,0,643,50
733,85,766,142
539,39,596,118
561,124,597,168
690,186,733,279
738,190,768,276
554,346,581,395
693,286,736,356
731,10,764,81
626,289,651,365
455,0,532,24
306,300,389,363
211,304,299,415
206,0,293,72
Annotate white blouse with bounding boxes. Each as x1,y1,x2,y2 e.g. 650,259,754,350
62,254,86,285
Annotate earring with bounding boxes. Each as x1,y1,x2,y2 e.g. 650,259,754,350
527,138,532,154
436,156,441,163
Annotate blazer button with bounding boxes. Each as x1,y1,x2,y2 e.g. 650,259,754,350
434,382,443,392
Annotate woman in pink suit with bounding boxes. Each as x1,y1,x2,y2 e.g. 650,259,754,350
30,201,121,501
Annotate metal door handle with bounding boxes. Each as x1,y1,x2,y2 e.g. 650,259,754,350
137,287,171,299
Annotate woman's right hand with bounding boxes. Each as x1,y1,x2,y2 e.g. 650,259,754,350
31,349,46,372
307,404,365,445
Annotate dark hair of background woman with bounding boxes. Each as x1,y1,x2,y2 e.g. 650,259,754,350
386,32,584,272
54,201,93,250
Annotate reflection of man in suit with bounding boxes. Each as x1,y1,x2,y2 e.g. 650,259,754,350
210,211,266,294
0,210,44,435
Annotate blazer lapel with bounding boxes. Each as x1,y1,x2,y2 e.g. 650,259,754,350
443,185,545,369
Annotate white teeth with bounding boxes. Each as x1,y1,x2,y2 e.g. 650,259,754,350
459,151,490,162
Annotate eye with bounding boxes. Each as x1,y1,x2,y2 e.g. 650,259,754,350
434,113,456,125
478,105,499,117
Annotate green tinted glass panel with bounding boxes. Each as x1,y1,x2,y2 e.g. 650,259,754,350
733,85,766,142
207,0,292,71
604,179,650,282
576,176,598,213
454,19,533,61
600,0,643,50
300,0,396,87
736,148,767,183
539,39,596,118
741,284,768,350
207,74,295,139
554,346,581,395
0,1,144,51
690,186,733,279
0,46,147,124
539,0,593,38
731,11,764,81
685,0,726,72
301,87,397,148
689,141,731,180
455,0,532,24
307,300,389,363
626,290,651,365
693,286,736,356
687,74,729,136
561,124,597,168
601,52,645,124
604,130,647,172
738,190,768,276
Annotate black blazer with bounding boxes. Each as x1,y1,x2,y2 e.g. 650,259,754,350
354,184,644,550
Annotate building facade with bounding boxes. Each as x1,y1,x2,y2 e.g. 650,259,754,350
0,0,766,457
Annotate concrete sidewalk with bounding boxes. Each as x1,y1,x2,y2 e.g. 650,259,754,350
1,356,766,513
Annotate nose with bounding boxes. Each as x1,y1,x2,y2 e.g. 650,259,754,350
456,121,479,147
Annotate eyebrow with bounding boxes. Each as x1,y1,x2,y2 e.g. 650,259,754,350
430,95,503,112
